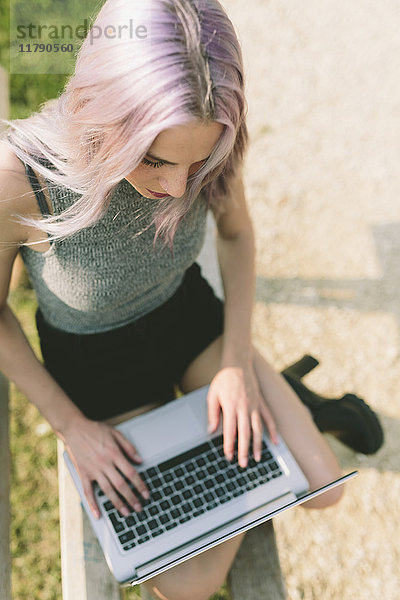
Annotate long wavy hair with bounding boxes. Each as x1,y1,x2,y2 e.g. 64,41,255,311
0,0,248,249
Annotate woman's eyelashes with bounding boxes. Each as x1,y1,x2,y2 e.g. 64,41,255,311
141,157,207,171
142,157,165,169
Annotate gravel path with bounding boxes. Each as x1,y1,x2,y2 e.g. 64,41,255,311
219,1,400,598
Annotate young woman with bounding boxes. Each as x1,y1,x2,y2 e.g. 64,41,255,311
0,1,348,598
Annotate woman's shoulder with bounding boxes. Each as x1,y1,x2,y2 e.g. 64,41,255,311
0,141,50,244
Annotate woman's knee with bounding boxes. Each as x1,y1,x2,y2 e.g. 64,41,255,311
143,557,226,600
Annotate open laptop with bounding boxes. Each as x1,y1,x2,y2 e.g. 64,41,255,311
63,384,357,586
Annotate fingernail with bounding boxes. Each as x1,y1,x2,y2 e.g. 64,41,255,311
227,453,233,462
121,506,130,516
207,423,214,434
93,509,100,519
134,454,143,462
142,489,150,500
255,452,261,462
134,502,142,512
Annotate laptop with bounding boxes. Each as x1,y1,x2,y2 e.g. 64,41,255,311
63,384,358,586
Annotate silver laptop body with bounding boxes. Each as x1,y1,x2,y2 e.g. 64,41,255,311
64,385,357,585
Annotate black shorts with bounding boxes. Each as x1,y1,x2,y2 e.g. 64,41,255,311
35,262,224,421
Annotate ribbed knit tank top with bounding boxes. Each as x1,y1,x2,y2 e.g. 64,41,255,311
19,159,208,334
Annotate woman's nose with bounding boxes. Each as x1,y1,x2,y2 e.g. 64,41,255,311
159,170,188,198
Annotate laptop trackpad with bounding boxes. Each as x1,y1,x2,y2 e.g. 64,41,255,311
118,403,204,460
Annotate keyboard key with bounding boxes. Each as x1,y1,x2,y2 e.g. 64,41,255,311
147,467,157,477
149,506,159,516
104,501,114,512
204,479,215,489
193,509,205,517
185,475,195,485
194,484,203,494
151,529,163,538
119,531,134,544
109,513,125,533
210,435,223,448
185,462,195,473
171,494,182,505
204,492,215,503
152,491,162,501
215,473,225,483
166,522,178,530
207,465,217,475
171,508,181,519
152,477,162,488
182,503,192,513
195,457,206,467
164,472,173,482
183,490,193,500
197,470,207,479
174,480,184,491
136,525,147,536
148,519,158,530
215,487,225,497
125,516,136,527
138,535,150,544
159,514,170,525
160,500,171,510
175,467,184,477
123,542,136,551
193,498,202,508
179,516,190,524
163,485,173,495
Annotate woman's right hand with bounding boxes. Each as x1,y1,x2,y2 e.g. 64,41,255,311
62,416,150,519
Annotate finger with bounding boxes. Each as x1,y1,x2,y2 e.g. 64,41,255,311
260,403,279,445
250,409,264,461
81,475,101,519
113,429,142,463
222,407,237,461
115,454,150,501
97,473,142,516
111,471,144,514
207,386,221,433
237,409,251,468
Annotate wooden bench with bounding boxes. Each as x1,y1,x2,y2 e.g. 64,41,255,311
0,63,286,598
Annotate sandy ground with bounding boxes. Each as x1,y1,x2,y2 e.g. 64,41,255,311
218,1,400,598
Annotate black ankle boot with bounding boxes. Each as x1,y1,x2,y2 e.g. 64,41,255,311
280,355,384,455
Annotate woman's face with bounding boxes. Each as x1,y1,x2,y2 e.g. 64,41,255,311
125,120,224,199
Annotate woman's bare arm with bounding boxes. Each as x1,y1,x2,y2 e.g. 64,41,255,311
0,148,149,517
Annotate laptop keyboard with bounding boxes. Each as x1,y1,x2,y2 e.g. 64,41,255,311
99,434,283,552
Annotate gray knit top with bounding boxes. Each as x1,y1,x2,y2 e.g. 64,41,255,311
19,164,208,334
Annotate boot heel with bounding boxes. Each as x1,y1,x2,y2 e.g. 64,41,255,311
281,354,319,379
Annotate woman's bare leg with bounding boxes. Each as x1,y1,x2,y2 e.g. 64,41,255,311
143,335,344,599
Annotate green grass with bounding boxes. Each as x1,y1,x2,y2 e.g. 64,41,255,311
8,276,229,599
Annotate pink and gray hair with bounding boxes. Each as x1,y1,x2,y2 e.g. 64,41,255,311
1,0,248,248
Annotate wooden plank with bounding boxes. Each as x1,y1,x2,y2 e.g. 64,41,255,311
0,373,11,600
57,441,121,600
227,522,286,600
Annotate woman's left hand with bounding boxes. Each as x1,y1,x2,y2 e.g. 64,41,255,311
207,362,279,467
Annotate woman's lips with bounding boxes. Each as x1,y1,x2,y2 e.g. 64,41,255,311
146,188,170,198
